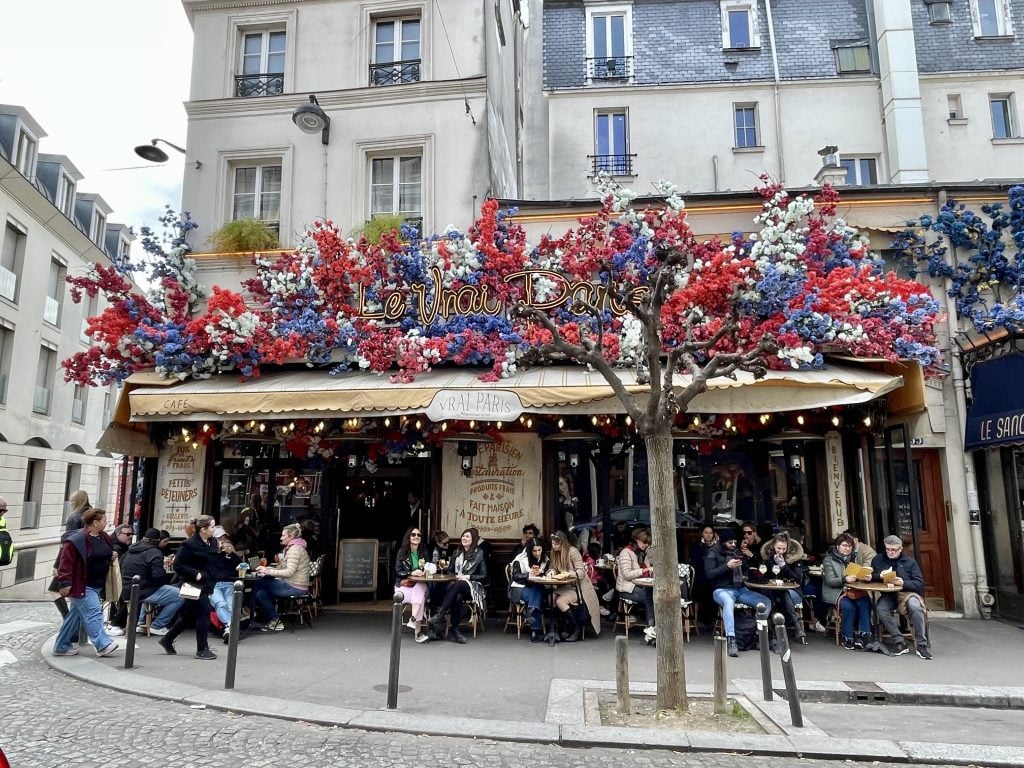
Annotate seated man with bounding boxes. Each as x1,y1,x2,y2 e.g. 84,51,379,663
705,528,768,657
208,527,243,643
120,527,183,636
871,535,931,659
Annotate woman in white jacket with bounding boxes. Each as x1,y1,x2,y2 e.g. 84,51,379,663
253,523,310,631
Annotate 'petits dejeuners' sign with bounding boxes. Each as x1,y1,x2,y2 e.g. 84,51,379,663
355,267,646,323
426,390,522,422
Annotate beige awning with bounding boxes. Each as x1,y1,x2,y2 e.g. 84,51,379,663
127,364,903,423
96,423,160,457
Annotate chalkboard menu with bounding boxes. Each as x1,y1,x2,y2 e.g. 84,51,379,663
337,539,379,593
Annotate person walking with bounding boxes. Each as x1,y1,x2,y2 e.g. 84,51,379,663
158,515,220,660
51,508,119,658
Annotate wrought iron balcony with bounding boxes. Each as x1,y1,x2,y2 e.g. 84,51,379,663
369,59,421,86
234,73,285,98
586,55,634,80
589,154,636,176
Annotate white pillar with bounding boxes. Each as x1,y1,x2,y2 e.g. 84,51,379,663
873,0,929,183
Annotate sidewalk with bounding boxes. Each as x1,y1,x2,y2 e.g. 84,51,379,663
35,606,1024,765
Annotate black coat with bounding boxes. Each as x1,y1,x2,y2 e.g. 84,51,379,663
172,533,220,594
120,540,169,601
704,544,747,591
870,551,925,596
207,548,242,583
394,546,431,586
452,547,487,583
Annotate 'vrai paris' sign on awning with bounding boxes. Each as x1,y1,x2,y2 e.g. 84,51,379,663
966,354,1024,449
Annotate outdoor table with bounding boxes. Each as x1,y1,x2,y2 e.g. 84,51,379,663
409,574,456,583
846,580,903,648
745,580,800,591
633,576,654,588
528,574,580,646
594,561,615,571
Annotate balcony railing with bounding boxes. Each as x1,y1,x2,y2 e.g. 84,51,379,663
589,154,636,176
234,73,285,97
586,55,634,80
369,59,421,86
0,266,16,302
43,295,60,325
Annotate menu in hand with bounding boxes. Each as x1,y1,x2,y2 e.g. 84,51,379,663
880,567,898,584
844,562,872,581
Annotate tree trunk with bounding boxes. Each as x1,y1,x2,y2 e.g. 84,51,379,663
646,431,688,711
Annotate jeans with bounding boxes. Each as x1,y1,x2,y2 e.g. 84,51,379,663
839,593,872,640
876,592,928,646
209,582,236,627
254,578,307,621
54,587,113,653
141,584,186,630
713,587,768,636
618,584,656,627
518,584,545,629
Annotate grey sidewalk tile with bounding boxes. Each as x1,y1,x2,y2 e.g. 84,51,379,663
787,735,906,760
191,689,361,725
878,681,1012,706
687,730,793,754
349,709,561,743
560,723,690,750
899,740,1024,766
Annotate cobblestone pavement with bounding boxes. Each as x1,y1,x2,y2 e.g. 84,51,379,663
1,602,958,768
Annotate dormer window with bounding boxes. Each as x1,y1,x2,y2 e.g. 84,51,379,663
721,1,760,49
926,1,953,24
90,210,107,247
14,128,37,179
57,173,77,218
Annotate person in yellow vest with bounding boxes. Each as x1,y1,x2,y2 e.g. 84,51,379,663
0,496,15,567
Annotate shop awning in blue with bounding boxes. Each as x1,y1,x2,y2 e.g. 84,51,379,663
966,354,1024,449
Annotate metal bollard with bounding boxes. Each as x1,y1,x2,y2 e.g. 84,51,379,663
124,576,141,670
772,613,803,728
224,581,244,690
615,636,630,714
386,590,404,709
713,636,729,714
756,603,773,701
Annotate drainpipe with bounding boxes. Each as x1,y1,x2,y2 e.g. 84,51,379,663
938,188,993,618
712,155,720,192
763,0,785,183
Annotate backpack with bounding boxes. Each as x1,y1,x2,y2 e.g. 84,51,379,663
734,608,759,651
0,529,14,566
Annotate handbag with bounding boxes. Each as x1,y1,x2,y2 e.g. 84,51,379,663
399,578,416,588
179,582,202,600
105,554,122,601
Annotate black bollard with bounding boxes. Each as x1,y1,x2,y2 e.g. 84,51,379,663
224,581,244,690
124,576,141,670
772,613,803,728
756,603,773,701
387,590,404,709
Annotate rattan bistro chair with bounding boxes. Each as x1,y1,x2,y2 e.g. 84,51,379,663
503,563,529,639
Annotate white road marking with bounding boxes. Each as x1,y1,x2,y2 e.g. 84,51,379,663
0,649,17,667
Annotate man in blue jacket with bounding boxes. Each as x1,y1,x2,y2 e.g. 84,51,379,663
871,535,931,659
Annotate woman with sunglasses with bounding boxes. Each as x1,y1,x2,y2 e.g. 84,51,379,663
395,526,431,643
426,528,487,644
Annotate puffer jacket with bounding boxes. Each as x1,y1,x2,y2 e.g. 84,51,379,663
756,537,806,584
120,540,169,601
265,538,311,590
615,545,651,594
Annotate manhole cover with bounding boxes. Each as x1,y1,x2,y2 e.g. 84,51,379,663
373,684,412,693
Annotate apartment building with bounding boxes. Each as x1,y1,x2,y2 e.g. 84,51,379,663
0,104,124,598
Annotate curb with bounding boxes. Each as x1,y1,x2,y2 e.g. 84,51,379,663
41,635,1023,766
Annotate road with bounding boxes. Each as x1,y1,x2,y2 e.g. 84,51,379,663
0,602,957,768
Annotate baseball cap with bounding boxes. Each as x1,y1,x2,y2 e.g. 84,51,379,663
213,526,228,538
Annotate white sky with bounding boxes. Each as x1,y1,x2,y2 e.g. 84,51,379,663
0,1,194,251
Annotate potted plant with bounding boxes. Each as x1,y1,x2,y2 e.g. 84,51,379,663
207,218,280,252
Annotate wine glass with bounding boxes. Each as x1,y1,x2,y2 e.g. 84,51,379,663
772,564,781,583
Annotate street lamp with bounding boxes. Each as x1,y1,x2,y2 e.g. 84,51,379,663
292,94,330,145
134,138,200,169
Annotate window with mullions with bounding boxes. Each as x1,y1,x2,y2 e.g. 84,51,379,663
593,111,632,175
973,0,1013,37
237,30,285,97
733,104,759,148
834,41,871,74
587,7,632,80
371,17,421,86
990,94,1017,139
370,155,422,219
840,157,878,186
232,164,282,228
721,1,760,49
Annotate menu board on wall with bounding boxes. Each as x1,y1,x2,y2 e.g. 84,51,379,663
153,442,206,537
440,433,542,540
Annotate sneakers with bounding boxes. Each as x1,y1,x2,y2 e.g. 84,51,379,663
727,636,739,657
260,618,285,632
449,629,467,644
222,629,230,645
915,644,933,660
812,620,827,634
405,619,418,632
196,649,217,660
97,642,119,657
841,637,856,650
599,606,611,617
643,626,657,641
892,642,910,656
158,636,177,655
105,626,125,637
148,626,169,637
52,647,79,657
414,633,430,644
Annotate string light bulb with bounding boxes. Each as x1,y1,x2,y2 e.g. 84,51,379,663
557,418,564,429
797,415,805,426
831,415,840,427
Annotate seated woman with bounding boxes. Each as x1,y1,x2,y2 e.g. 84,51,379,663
508,537,548,642
615,528,657,638
253,523,310,632
549,531,601,642
426,528,487,644
394,526,431,644
757,532,807,643
823,532,873,649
